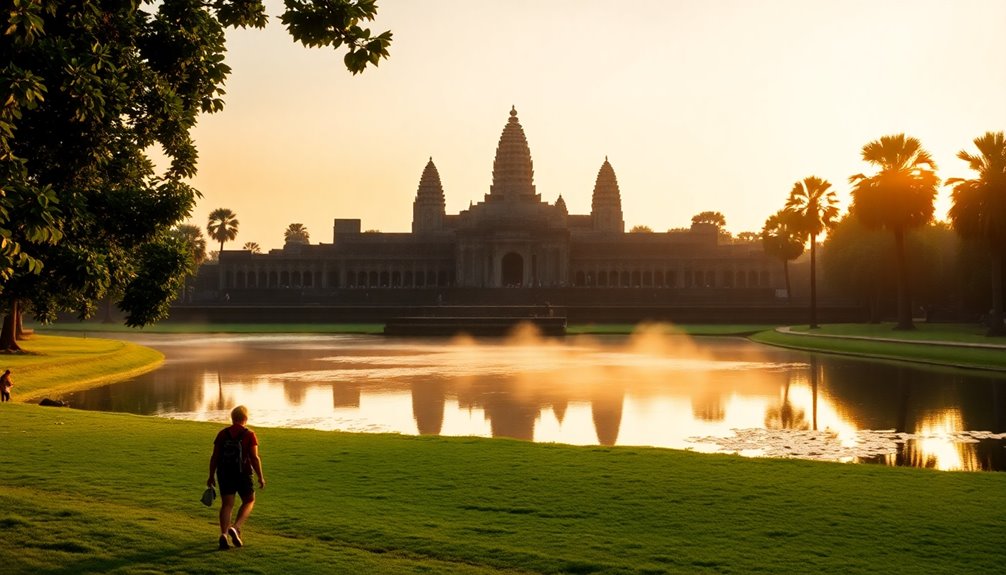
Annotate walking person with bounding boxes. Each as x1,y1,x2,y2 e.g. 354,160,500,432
207,405,265,550
0,369,12,402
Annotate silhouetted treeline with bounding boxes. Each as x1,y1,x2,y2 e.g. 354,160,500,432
818,217,998,322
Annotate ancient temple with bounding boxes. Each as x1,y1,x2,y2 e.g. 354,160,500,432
208,108,783,311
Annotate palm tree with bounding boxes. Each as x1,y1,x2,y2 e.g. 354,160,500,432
785,176,839,329
849,134,939,330
167,224,208,306
242,242,261,254
284,223,310,245
947,131,1006,336
207,208,239,253
761,209,805,300
171,224,208,268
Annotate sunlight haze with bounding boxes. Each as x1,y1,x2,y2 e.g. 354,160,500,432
185,0,1006,251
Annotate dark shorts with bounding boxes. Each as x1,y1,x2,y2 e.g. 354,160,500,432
218,472,254,498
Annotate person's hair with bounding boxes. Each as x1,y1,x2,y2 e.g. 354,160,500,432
231,405,249,424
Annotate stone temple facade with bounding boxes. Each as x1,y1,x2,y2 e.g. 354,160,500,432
211,108,782,304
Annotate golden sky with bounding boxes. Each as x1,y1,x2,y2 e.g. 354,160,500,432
185,0,1006,251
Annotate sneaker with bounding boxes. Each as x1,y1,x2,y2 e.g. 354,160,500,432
218,535,230,550
228,526,243,548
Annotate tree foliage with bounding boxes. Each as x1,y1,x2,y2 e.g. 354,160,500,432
785,176,839,328
0,1,390,343
242,241,261,254
170,224,208,269
629,225,653,233
691,211,726,228
761,209,804,298
946,131,1006,334
207,208,239,252
282,0,391,74
284,222,310,244
785,177,839,242
823,217,961,323
849,134,939,330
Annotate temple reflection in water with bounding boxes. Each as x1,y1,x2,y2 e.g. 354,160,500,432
63,333,1006,471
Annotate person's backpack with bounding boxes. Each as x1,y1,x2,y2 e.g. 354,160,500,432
218,428,248,476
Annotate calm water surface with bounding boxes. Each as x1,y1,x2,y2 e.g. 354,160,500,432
62,328,1006,471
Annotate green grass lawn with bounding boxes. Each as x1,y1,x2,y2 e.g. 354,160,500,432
1,404,1004,575
786,322,1000,344
567,323,779,336
0,334,163,402
754,324,1006,371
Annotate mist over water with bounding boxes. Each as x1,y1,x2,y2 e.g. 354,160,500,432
61,324,1006,471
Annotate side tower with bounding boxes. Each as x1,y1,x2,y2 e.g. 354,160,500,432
412,157,446,233
591,157,624,234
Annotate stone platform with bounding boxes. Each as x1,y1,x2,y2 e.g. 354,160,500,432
383,316,567,337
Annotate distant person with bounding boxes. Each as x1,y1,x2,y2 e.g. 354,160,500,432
207,405,265,550
0,369,12,402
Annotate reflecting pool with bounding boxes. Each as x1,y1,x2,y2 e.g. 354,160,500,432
61,326,1006,470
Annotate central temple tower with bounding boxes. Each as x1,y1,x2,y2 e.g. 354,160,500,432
452,107,569,287
487,106,539,202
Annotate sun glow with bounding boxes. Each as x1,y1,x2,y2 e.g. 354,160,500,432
186,1,1006,251
910,410,981,472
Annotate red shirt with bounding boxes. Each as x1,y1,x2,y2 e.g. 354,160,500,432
213,424,259,475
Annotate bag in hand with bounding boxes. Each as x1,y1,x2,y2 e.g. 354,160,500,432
201,486,216,507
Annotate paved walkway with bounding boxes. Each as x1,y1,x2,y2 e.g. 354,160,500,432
775,326,1006,351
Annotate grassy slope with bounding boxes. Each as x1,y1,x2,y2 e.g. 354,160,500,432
786,322,998,344
752,326,1006,371
0,334,163,401
1,405,1004,575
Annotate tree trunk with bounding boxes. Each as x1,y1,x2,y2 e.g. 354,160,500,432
867,287,880,324
14,305,29,340
988,250,1005,336
894,367,910,467
893,228,915,331
0,300,22,352
810,356,819,431
809,233,819,329
783,260,792,301
102,296,115,324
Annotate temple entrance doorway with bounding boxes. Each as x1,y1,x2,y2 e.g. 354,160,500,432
501,253,523,286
